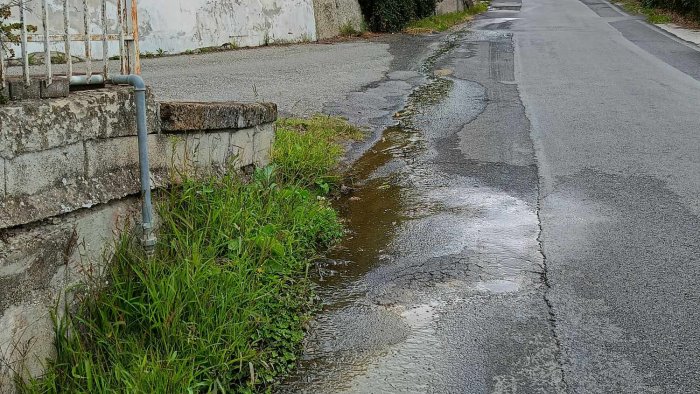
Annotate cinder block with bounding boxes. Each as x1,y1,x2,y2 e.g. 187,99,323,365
253,123,276,167
86,136,140,178
5,143,85,196
186,132,231,168
9,80,41,100
228,127,255,168
40,78,70,99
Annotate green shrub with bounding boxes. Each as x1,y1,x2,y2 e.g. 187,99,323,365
22,168,343,393
273,115,363,190
359,0,438,32
641,0,700,20
20,115,365,393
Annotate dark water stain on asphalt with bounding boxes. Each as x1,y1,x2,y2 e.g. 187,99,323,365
283,20,565,393
314,126,422,304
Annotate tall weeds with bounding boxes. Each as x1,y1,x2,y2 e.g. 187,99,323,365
22,116,358,393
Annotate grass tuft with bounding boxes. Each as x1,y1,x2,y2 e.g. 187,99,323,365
617,0,673,24
21,115,362,393
273,115,364,191
404,2,489,34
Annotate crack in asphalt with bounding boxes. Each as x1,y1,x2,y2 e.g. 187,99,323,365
535,178,569,392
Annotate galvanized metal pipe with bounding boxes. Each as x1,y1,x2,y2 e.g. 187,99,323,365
42,0,52,84
110,74,156,254
63,0,72,78
0,37,6,91
83,0,91,78
69,74,105,85
19,0,30,86
117,0,126,74
101,0,108,78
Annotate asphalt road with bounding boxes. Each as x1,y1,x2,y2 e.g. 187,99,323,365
516,0,700,391
281,0,700,391
138,1,700,391
140,41,392,117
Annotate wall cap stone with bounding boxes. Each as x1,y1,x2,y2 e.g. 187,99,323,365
160,101,277,132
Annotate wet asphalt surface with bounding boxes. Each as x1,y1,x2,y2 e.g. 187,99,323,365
279,0,700,392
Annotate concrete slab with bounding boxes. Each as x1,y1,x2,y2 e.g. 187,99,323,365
656,23,700,47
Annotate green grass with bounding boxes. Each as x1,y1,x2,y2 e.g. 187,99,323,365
21,116,361,393
273,115,363,191
339,21,366,37
617,0,672,23
405,2,490,34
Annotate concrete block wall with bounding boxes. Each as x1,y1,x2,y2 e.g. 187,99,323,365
0,90,277,391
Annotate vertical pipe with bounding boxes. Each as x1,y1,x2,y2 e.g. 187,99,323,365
101,0,108,78
64,0,72,78
129,0,140,75
117,0,126,74
83,0,91,78
111,74,156,254
42,0,52,85
0,39,6,92
19,0,30,86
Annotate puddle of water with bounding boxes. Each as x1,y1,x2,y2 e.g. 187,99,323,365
313,126,423,301
476,279,521,294
283,28,545,392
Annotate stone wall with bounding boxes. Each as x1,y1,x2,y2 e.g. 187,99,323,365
436,0,468,14
313,0,365,40
0,89,277,391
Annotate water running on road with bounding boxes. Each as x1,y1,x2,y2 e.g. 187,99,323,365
284,24,564,393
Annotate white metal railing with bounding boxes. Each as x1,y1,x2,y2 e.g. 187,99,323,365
0,0,141,91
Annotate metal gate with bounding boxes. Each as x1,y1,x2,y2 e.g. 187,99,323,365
0,0,141,91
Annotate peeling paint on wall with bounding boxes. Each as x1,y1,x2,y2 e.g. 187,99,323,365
135,0,317,51
18,0,318,56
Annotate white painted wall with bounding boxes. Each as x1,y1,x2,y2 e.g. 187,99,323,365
17,0,318,57
137,0,318,52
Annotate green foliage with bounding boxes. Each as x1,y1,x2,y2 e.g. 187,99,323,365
641,0,700,20
273,116,363,191
405,3,489,33
1,3,38,58
359,0,438,32
339,21,363,37
21,115,358,392
620,0,699,23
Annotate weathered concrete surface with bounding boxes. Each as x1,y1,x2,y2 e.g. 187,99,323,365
0,87,158,160
0,96,276,230
160,101,277,132
656,23,700,46
0,199,140,391
313,0,364,40
140,41,392,117
0,90,277,391
436,0,467,14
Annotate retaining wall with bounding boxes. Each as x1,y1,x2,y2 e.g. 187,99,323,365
0,88,277,391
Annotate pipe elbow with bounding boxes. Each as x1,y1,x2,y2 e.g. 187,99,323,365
111,74,146,91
